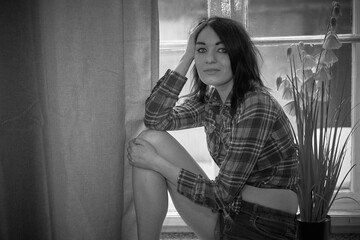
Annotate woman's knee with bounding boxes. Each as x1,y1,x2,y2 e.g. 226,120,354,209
137,129,205,176
137,129,172,148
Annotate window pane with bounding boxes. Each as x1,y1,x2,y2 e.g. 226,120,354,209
159,0,207,41
248,0,353,37
258,43,352,188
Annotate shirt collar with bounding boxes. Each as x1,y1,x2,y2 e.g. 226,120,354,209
206,87,232,107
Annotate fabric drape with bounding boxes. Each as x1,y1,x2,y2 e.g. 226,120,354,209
0,0,158,239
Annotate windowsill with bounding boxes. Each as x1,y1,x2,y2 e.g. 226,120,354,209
162,212,190,233
330,213,360,233
329,190,360,233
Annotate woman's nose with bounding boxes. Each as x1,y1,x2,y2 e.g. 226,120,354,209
205,50,217,63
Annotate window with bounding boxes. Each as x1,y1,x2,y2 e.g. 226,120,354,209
159,0,360,233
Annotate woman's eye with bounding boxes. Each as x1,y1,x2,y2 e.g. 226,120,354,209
218,48,228,53
196,48,207,53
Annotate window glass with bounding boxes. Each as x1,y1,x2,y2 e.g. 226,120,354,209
159,0,207,41
248,0,353,37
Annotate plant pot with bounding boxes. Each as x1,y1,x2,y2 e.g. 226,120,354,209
296,215,331,240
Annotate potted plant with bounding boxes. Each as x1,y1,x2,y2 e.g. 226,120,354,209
276,2,358,239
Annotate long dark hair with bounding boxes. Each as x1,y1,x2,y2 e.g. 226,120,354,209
191,17,264,115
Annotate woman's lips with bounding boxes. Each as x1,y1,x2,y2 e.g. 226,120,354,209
203,69,220,75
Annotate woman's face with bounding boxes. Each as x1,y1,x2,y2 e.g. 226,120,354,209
195,26,233,99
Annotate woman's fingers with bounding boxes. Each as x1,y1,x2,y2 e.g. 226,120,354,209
127,138,150,160
189,20,207,36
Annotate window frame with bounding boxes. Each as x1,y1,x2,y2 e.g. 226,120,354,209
160,0,360,233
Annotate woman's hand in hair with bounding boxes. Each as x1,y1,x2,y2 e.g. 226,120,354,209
175,21,207,76
185,21,207,60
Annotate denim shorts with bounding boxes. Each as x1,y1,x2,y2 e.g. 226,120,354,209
215,200,297,240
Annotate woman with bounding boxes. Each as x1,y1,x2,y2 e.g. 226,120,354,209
127,17,299,240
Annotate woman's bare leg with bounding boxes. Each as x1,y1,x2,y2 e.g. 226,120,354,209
132,167,169,240
132,129,218,240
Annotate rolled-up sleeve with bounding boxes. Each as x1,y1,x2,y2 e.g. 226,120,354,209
145,69,204,130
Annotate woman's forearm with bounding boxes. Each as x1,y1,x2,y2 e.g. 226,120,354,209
174,53,194,77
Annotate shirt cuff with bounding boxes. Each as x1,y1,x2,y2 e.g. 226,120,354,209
177,168,198,197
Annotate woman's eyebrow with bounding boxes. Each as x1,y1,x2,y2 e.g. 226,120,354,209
195,41,223,45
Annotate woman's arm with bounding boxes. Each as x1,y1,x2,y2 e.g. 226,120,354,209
144,71,205,130
174,21,206,76
144,22,207,130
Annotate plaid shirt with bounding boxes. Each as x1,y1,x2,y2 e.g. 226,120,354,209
145,70,298,214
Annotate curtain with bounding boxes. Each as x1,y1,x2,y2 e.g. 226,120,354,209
0,1,158,240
